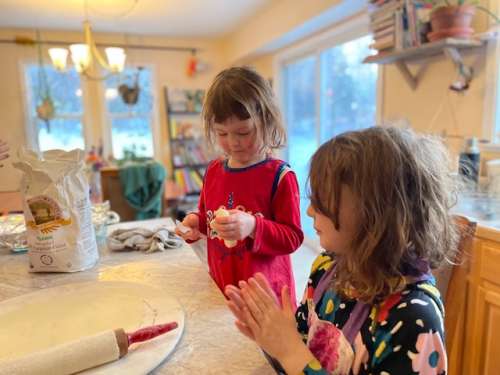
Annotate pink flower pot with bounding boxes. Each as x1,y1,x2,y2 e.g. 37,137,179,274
428,5,476,41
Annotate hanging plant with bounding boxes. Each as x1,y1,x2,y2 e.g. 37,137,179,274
118,66,142,105
36,98,55,127
35,30,55,132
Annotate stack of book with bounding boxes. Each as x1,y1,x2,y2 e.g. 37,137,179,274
369,0,432,54
369,0,402,52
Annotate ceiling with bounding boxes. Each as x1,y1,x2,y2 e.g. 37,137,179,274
0,0,271,37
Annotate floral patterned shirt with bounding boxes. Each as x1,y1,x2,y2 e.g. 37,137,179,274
295,253,447,375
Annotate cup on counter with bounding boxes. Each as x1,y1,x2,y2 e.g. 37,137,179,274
91,201,120,247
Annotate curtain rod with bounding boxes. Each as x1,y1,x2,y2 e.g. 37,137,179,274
0,37,199,54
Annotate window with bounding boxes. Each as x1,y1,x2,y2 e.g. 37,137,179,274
283,56,318,238
320,35,377,142
483,0,500,146
25,65,85,151
105,67,155,160
281,34,378,239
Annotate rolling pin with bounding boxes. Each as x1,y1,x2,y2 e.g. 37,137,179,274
0,321,178,375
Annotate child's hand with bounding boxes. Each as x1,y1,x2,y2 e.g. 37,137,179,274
212,209,256,241
236,273,312,370
175,214,201,241
225,284,255,340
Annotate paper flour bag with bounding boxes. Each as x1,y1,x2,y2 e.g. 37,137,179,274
13,148,99,272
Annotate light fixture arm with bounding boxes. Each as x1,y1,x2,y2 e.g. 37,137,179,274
84,20,112,71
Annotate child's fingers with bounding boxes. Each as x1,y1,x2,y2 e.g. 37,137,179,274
247,277,276,309
183,214,199,227
214,215,236,225
183,229,200,241
240,282,266,320
254,273,280,304
234,319,255,340
225,286,246,310
241,306,260,335
213,221,237,232
280,285,294,314
226,300,249,325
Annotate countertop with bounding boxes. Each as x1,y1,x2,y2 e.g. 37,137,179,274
0,218,274,375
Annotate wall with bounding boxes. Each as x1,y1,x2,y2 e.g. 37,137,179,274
222,0,342,62
244,0,499,167
381,5,494,159
2,0,499,191
0,28,226,191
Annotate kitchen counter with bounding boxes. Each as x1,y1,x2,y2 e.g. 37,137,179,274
0,218,273,375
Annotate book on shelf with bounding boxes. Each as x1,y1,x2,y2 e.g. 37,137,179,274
369,0,431,54
370,0,402,21
370,38,395,51
173,167,205,194
169,119,202,139
374,26,395,40
171,142,209,167
372,18,395,32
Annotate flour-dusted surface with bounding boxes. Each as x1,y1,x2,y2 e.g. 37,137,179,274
0,218,273,375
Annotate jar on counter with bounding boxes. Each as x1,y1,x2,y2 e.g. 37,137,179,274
459,137,480,186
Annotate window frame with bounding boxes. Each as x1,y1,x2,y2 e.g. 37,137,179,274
483,0,500,150
273,12,383,161
102,63,160,161
273,13,381,249
21,60,88,152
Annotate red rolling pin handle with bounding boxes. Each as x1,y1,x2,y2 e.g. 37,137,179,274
127,322,179,345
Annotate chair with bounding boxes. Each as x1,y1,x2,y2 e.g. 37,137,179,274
101,162,167,222
101,167,136,222
434,215,476,375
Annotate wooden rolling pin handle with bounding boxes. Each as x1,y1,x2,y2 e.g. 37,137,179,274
114,329,129,358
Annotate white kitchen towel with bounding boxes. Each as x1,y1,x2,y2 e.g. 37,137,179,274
107,226,183,253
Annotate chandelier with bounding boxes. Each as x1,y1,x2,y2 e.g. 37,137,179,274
46,0,134,79
48,20,126,79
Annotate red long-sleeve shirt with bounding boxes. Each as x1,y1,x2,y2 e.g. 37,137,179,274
195,158,303,303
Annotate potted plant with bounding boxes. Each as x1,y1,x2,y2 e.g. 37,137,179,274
422,1,500,41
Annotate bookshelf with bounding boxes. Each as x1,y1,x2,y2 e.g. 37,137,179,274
164,87,210,197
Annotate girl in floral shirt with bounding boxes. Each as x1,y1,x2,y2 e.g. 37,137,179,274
225,127,457,375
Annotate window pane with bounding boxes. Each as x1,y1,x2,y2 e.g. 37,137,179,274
111,117,154,159
37,118,84,151
26,65,85,151
105,67,155,159
320,35,377,142
284,55,318,238
27,65,83,115
105,67,153,114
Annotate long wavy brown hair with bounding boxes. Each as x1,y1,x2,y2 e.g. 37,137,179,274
309,127,459,303
202,66,286,150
